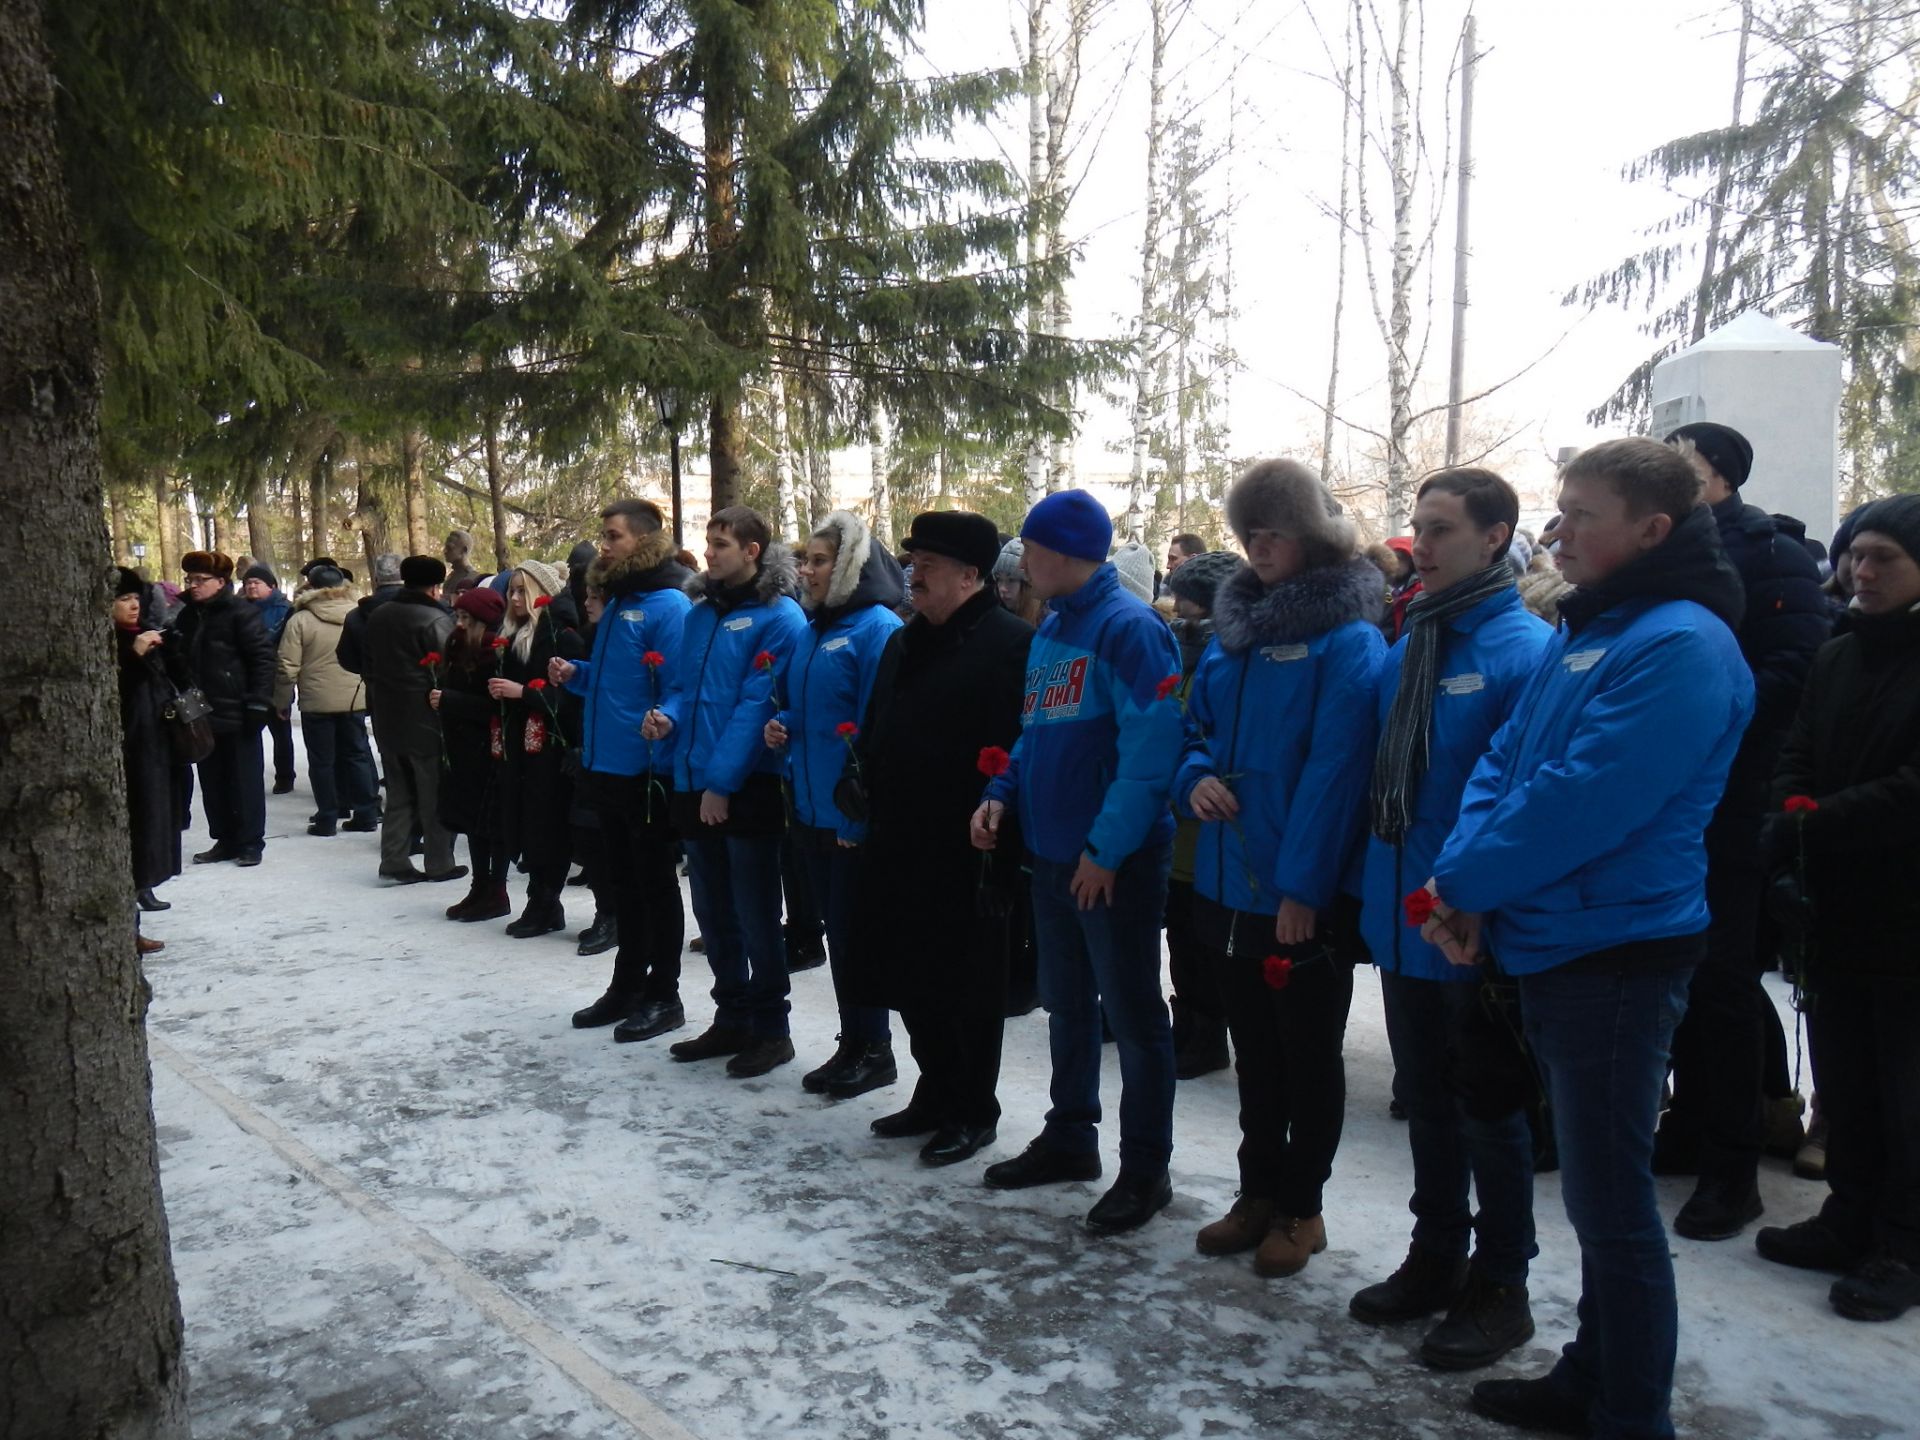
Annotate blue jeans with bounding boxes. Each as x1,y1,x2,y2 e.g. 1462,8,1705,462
1521,962,1693,1440
1380,971,1537,1285
1028,843,1176,1175
796,826,890,1045
685,831,790,1038
300,711,379,822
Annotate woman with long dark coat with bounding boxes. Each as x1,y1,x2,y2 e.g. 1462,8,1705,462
492,559,581,937
431,588,510,921
114,567,184,953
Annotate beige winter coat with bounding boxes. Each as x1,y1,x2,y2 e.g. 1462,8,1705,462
274,587,367,714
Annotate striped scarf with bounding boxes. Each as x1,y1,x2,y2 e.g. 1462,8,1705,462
1369,561,1515,846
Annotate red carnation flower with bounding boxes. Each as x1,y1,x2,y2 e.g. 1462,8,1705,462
976,746,1012,778
836,721,859,738
419,652,442,667
532,594,552,609
1263,955,1293,991
526,678,547,691
1783,795,1819,814
1404,888,1439,927
642,650,666,668
1155,673,1181,701
754,650,775,670
490,636,509,650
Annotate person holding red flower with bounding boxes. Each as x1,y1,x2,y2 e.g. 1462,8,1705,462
1350,467,1552,1368
762,510,905,1099
1169,460,1385,1275
640,505,806,1077
1758,493,1920,1324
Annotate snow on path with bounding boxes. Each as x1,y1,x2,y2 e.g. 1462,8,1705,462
142,781,1917,1438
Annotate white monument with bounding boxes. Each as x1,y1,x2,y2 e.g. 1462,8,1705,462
1649,310,1842,542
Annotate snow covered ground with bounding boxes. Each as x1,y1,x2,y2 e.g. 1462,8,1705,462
142,777,1917,1439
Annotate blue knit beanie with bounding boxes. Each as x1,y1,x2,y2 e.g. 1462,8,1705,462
1021,489,1113,564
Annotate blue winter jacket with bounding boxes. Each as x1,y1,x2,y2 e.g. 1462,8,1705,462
252,591,293,645
661,552,807,797
1432,587,1754,974
561,536,693,778
1360,587,1553,980
777,521,905,841
982,562,1183,867
1173,557,1386,915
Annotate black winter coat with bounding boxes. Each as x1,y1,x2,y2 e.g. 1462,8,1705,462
435,648,505,840
165,587,275,734
850,588,1032,1012
1707,494,1832,871
119,628,183,890
1771,604,1920,978
499,594,582,875
336,584,402,677
364,589,455,752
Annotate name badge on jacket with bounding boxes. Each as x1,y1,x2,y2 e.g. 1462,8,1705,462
1563,648,1606,673
1260,644,1310,663
1439,672,1485,695
724,616,754,633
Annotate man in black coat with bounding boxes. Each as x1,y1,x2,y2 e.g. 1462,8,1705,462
166,550,276,865
1660,422,1832,1240
364,555,462,884
335,551,404,679
851,511,1033,1167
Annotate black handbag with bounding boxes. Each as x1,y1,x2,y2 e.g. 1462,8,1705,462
163,683,216,765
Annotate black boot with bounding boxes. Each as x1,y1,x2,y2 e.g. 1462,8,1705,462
1470,1375,1590,1436
576,912,618,956
803,1036,860,1094
1172,999,1230,1079
1419,1267,1535,1370
136,888,171,912
1674,1176,1763,1241
823,1044,898,1099
1349,1247,1470,1324
505,885,566,938
572,990,643,1029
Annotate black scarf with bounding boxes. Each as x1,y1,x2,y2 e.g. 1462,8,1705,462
1557,505,1745,637
1370,562,1515,845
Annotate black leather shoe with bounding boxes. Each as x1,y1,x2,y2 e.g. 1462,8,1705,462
983,1139,1103,1190
342,815,380,833
1420,1270,1535,1370
824,1045,898,1100
1674,1179,1763,1241
235,848,263,867
136,888,171,913
921,1123,996,1167
669,1023,755,1062
871,1106,941,1139
273,777,295,795
1085,1170,1173,1234
786,945,828,973
803,1038,859,1094
572,991,643,1029
1757,1215,1871,1272
425,865,470,884
505,901,565,938
1470,1376,1590,1436
193,843,239,865
613,998,685,1043
726,1035,796,1077
308,818,338,837
380,866,427,885
576,914,618,956
1831,1252,1920,1322
1350,1248,1470,1324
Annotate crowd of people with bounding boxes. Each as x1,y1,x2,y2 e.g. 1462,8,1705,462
111,432,1920,1440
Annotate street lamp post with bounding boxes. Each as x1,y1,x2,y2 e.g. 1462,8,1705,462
653,387,685,548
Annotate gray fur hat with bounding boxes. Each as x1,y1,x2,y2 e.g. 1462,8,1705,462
1225,459,1357,566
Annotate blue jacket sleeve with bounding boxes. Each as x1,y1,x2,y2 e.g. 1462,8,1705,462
706,603,803,796
1084,616,1185,864
1171,645,1222,815
838,610,902,842
1434,627,1747,914
1274,625,1385,909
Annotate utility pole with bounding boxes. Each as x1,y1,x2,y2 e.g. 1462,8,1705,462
1444,13,1477,468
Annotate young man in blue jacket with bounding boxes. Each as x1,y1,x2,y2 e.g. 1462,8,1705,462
643,505,807,1078
1351,468,1552,1369
1422,438,1754,1440
552,499,693,1041
972,489,1186,1234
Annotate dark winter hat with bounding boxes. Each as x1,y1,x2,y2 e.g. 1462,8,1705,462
1850,494,1920,565
900,510,1003,578
1666,422,1754,489
306,565,347,589
114,566,146,598
1020,489,1112,564
242,563,278,588
1166,550,1241,612
301,556,339,579
454,586,506,628
182,549,234,581
400,555,448,588
1830,503,1870,568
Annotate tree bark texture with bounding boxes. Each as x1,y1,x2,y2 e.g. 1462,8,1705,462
0,1,191,1433
244,471,274,570
1124,0,1169,542
402,428,429,556
484,409,510,571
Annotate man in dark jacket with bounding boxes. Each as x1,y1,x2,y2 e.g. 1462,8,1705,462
364,556,462,884
855,511,1032,1164
1758,493,1920,1323
168,550,276,865
241,563,297,794
1659,423,1831,1242
335,551,404,679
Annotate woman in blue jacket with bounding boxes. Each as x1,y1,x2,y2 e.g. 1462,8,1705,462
764,511,906,1100
1174,459,1385,1281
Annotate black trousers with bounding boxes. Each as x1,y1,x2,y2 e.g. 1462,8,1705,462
1809,971,1920,1263
1165,877,1225,1022
197,724,266,850
1665,861,1766,1185
584,770,683,1003
782,826,825,963
266,708,296,785
899,947,1009,1130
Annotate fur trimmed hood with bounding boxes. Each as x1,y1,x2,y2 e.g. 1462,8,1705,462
810,510,907,617
688,542,803,610
1213,556,1386,653
589,530,688,596
292,584,355,622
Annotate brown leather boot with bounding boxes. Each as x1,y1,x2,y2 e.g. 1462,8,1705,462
1253,1213,1327,1277
1196,1196,1276,1256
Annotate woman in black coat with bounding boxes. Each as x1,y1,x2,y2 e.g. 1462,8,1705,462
114,568,184,950
430,587,510,921
491,560,582,938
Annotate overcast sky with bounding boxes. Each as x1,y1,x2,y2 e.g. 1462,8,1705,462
921,0,1747,519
